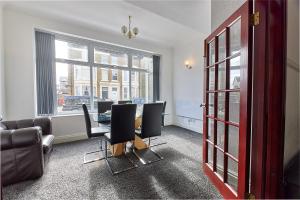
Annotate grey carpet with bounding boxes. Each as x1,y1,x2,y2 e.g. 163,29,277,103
3,126,222,200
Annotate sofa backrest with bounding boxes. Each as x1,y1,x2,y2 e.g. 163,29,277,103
0,117,52,135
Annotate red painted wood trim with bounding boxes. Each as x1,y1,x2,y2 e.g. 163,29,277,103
251,0,286,198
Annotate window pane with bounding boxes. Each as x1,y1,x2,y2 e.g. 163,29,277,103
209,40,215,65
217,122,225,149
207,144,214,168
228,126,239,158
93,68,137,110
132,56,153,71
218,62,226,90
55,40,88,62
101,69,109,81
218,32,226,61
56,63,90,114
216,149,224,178
208,93,214,116
229,92,240,123
112,70,118,81
230,19,241,55
131,71,153,103
207,118,214,141
94,48,128,67
230,56,241,89
227,158,238,192
217,92,225,119
209,67,215,91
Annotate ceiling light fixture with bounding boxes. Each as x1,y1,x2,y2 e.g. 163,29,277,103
121,16,139,39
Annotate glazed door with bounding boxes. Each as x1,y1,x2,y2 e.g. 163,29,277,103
202,1,252,199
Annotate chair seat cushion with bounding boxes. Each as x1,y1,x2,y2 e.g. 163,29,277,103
91,126,109,137
42,135,54,154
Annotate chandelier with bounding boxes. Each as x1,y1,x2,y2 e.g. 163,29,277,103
121,16,139,39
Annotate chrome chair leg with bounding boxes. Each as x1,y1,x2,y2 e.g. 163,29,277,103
83,138,107,164
133,138,164,165
104,140,138,175
145,137,167,148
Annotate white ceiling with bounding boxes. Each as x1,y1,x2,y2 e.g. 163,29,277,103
125,0,211,33
4,1,211,47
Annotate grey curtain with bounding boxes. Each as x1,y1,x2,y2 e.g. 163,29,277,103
153,55,160,101
35,31,55,115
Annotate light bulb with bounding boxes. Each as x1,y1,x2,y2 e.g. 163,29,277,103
121,25,127,35
133,27,139,35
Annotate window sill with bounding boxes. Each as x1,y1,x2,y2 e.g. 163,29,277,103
51,112,97,118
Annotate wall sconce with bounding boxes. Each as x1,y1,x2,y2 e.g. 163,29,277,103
185,61,192,69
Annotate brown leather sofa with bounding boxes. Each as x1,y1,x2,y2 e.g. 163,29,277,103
0,117,54,186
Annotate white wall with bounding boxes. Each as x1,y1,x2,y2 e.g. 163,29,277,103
0,3,5,119
173,37,206,133
284,0,299,166
3,8,173,142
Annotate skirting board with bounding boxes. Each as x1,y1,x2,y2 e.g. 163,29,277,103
54,132,87,144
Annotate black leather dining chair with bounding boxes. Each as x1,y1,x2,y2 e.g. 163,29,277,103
103,104,138,175
82,104,110,164
117,100,132,104
156,101,167,126
98,101,114,114
133,103,164,165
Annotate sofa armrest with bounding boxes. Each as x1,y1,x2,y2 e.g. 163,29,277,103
12,127,42,148
1,130,13,150
34,117,52,135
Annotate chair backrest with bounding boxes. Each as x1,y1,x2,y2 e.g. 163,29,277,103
110,104,137,145
141,103,164,138
156,101,167,126
118,100,132,104
98,101,114,114
82,104,92,138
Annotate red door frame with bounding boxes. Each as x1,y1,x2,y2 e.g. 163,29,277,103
203,1,252,199
250,0,287,198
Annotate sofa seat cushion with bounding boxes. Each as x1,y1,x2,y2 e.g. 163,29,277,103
42,135,54,154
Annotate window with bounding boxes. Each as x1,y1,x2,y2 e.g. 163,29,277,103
101,87,108,100
101,69,108,81
111,87,118,101
112,70,118,81
123,87,129,99
53,35,154,115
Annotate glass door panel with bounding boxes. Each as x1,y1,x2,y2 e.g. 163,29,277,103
229,92,240,123
209,67,215,90
218,62,226,90
228,126,239,158
217,93,225,119
230,19,241,55
217,122,225,149
230,56,241,89
208,93,215,116
209,41,215,65
218,32,226,61
207,119,214,141
227,158,238,191
216,149,224,177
